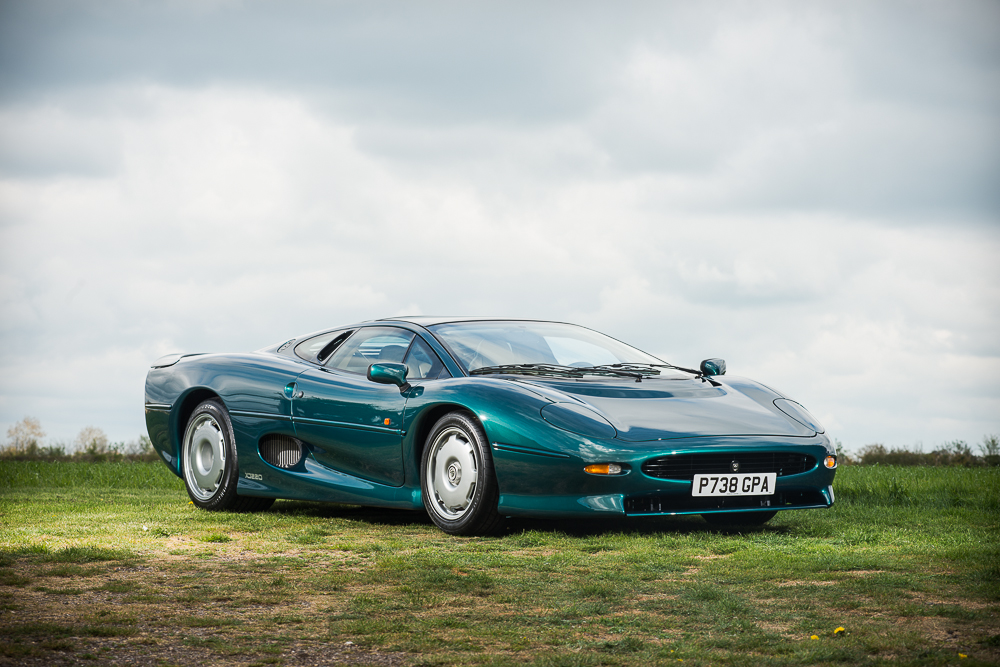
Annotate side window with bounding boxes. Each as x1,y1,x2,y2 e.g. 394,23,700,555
403,337,451,380
294,330,352,363
325,327,415,375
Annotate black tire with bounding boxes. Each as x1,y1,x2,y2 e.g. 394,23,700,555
181,400,274,513
702,510,777,527
420,412,504,536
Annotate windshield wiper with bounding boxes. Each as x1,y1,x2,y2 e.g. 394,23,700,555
585,362,703,376
587,362,723,386
572,364,660,382
470,363,647,380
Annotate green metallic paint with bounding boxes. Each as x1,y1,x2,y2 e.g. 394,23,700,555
367,362,409,387
292,366,407,486
145,352,304,478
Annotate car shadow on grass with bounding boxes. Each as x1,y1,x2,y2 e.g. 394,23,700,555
266,500,794,537
503,515,795,538
269,500,433,527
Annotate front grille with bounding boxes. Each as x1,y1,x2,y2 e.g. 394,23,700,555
641,452,816,481
624,489,828,515
259,435,303,469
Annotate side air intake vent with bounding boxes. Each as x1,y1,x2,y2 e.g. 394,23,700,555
259,435,303,469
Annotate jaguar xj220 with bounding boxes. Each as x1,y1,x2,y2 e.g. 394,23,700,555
144,317,837,535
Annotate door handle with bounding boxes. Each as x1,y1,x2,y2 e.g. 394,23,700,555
284,382,303,399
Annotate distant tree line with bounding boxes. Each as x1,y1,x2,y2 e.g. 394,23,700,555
1,417,157,462
3,416,999,466
834,436,999,466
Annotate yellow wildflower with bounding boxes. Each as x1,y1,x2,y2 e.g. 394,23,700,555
834,627,845,635
810,635,819,640
960,654,967,659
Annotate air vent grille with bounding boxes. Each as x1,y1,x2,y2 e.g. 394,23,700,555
259,435,303,469
641,452,816,481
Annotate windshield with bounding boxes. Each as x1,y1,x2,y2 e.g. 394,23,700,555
429,321,672,375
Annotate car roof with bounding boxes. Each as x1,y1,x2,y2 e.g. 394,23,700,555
262,317,578,360
376,316,562,327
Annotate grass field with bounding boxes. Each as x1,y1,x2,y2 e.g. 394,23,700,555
1,462,998,666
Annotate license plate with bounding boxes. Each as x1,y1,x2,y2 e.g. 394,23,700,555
692,473,776,497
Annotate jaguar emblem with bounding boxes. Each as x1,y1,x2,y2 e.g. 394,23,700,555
730,460,740,472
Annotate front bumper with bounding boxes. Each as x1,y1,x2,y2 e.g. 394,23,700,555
492,434,837,518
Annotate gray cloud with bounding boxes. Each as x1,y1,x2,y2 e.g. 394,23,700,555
2,2,997,215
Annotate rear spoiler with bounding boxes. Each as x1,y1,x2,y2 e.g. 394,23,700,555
150,353,208,369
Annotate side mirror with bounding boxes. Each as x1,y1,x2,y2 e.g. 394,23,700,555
699,358,726,376
367,362,409,388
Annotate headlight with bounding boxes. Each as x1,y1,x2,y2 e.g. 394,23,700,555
773,398,825,434
540,403,617,439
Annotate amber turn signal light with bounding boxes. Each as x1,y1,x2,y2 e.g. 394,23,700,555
823,455,837,469
585,463,623,475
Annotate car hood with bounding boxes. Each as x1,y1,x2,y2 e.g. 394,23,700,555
513,376,814,442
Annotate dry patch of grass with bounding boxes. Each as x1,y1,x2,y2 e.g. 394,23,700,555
1,553,407,666
775,580,838,587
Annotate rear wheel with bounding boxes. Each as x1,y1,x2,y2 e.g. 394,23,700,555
421,412,504,536
181,400,274,513
702,510,776,527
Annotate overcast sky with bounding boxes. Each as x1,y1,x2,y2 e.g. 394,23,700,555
1,0,998,452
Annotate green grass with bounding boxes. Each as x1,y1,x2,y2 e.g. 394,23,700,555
835,464,1000,510
0,459,185,489
0,461,998,666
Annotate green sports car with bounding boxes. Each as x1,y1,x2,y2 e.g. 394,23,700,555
144,317,837,535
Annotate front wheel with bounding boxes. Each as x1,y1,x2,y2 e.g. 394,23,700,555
702,510,776,527
181,400,274,513
421,412,504,536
